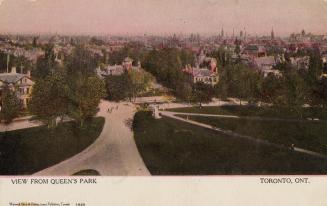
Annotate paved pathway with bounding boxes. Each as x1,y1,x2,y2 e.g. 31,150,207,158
0,117,42,132
160,111,327,160
34,101,150,176
163,111,324,123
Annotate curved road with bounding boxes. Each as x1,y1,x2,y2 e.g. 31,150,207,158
34,100,150,176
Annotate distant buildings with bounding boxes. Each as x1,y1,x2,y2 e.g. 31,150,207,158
242,45,267,58
183,58,219,86
290,56,310,70
253,56,281,77
0,67,34,108
96,57,141,78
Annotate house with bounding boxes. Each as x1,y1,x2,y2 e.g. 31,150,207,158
183,58,219,86
0,67,34,108
253,56,281,77
242,45,267,58
96,57,141,78
290,56,310,70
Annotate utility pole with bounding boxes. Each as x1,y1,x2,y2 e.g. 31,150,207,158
6,53,10,73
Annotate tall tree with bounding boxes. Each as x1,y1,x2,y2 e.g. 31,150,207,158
0,86,21,124
126,69,154,102
32,44,57,79
28,73,70,128
176,81,193,103
65,45,98,77
192,82,214,106
68,75,106,126
105,74,129,101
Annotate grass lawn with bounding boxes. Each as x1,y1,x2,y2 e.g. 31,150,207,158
180,116,327,155
0,117,105,175
133,111,327,175
168,105,327,120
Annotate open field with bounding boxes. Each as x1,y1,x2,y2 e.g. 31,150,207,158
0,117,105,175
133,111,327,175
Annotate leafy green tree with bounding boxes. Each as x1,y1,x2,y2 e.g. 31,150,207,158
259,73,283,104
69,75,106,126
65,45,98,77
32,36,38,47
281,70,309,117
312,77,327,107
176,81,193,103
105,74,129,101
192,82,214,106
32,44,58,79
142,48,190,90
210,46,232,67
28,73,71,128
216,64,262,105
126,70,154,102
307,50,322,84
0,86,21,124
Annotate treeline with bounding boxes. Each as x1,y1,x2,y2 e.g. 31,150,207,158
139,46,327,116
142,48,194,90
29,44,106,127
215,50,327,116
105,69,154,102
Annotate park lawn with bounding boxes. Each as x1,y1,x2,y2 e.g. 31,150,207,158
168,105,327,120
181,116,327,155
133,111,327,175
0,117,105,175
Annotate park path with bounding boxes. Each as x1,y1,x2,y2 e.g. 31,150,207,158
160,111,327,160
162,111,324,123
0,116,41,132
34,100,150,176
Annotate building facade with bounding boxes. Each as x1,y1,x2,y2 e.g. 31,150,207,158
183,58,219,86
0,67,34,109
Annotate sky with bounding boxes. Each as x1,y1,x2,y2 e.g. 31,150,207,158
0,0,327,36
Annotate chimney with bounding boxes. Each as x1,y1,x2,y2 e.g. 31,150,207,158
27,70,31,78
11,67,16,74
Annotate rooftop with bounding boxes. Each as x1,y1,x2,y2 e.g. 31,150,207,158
0,72,26,84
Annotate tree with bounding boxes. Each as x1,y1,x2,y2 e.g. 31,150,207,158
125,69,154,102
176,81,193,103
216,64,262,105
142,48,190,90
28,73,70,128
259,73,283,105
32,44,58,80
307,50,322,84
192,82,214,106
281,70,309,117
65,45,98,77
307,76,327,118
69,75,106,126
0,86,21,124
32,36,38,47
105,74,129,101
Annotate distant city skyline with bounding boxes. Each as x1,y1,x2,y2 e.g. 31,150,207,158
0,0,327,36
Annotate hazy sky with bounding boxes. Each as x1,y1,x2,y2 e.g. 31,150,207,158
0,0,327,36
